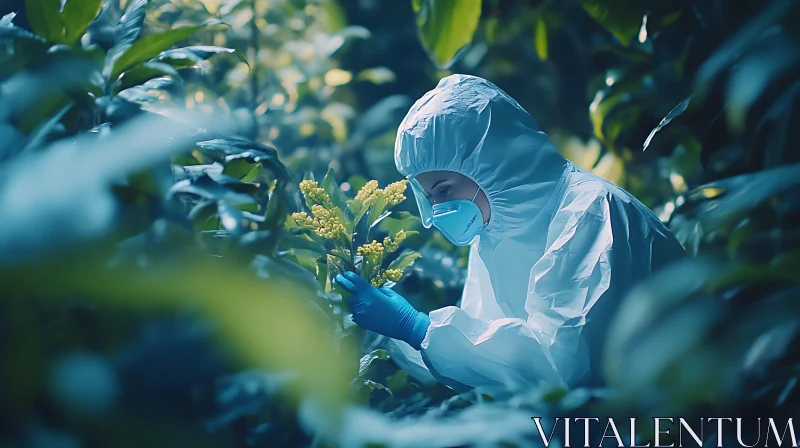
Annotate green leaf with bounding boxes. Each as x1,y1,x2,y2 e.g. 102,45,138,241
107,0,147,61
316,259,328,290
357,349,390,378
115,61,179,93
321,166,350,211
62,0,101,45
264,182,289,237
643,97,691,151
169,173,257,210
321,167,354,233
385,370,409,392
412,0,482,69
25,0,65,42
222,158,254,179
725,34,800,134
387,250,422,271
535,16,548,61
0,12,46,41
688,164,800,232
21,103,72,154
112,22,219,78
391,211,417,221
579,0,645,46
368,195,388,228
694,0,793,101
357,380,393,397
197,137,292,183
155,45,238,69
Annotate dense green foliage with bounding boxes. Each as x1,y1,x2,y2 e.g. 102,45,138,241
1,0,799,446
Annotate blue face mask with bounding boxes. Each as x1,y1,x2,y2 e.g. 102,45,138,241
431,187,487,246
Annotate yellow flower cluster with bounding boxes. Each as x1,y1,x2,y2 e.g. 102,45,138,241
382,230,408,253
357,240,383,259
299,180,318,195
355,180,379,201
370,269,404,287
311,205,346,239
299,180,331,205
291,212,315,227
291,207,346,239
384,180,408,205
354,179,408,206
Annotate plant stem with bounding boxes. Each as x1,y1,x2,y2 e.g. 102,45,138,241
249,0,259,110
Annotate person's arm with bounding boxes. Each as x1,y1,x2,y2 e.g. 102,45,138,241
418,192,614,391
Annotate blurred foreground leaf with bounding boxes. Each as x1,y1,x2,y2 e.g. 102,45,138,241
1,250,356,419
411,0,482,69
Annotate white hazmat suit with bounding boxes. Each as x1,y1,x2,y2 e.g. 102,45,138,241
387,74,686,394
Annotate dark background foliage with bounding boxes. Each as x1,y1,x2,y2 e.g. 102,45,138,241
1,0,798,446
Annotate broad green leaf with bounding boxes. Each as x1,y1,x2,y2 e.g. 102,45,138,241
25,0,65,42
387,250,422,271
391,211,417,221
264,182,289,238
283,235,326,255
350,198,375,229
535,17,548,61
357,380,392,397
579,0,646,46
0,12,45,41
197,138,292,182
240,164,261,183
115,61,179,93
370,210,391,230
694,0,792,100
21,103,72,154
1,251,356,414
169,174,257,210
321,166,350,212
106,0,147,65
155,45,240,69
321,167,354,233
385,370,409,392
368,195,387,228
62,0,101,45
688,164,800,231
357,349,390,378
222,158,254,179
725,34,800,133
112,22,219,78
412,0,482,69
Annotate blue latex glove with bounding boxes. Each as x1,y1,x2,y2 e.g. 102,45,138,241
334,271,430,350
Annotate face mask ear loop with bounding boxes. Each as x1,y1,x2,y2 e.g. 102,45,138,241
471,186,489,227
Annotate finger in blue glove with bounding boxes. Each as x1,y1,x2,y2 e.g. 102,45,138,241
334,271,430,350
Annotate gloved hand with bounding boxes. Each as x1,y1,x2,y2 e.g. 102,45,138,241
334,271,430,350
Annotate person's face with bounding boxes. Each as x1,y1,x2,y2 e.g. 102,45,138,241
414,171,491,225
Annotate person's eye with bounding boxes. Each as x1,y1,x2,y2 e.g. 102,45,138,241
438,186,450,197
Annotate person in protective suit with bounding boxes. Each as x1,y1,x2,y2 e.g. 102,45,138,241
335,74,686,395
